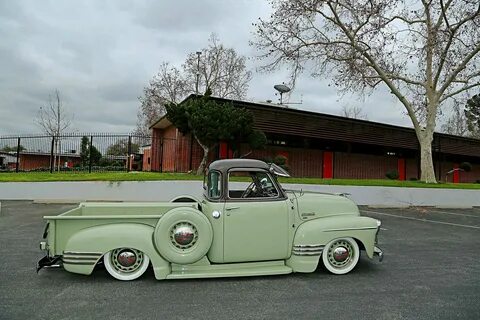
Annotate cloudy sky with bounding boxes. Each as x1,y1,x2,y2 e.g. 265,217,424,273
0,0,414,136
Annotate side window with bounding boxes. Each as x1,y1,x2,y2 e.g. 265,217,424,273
228,171,279,199
207,171,222,199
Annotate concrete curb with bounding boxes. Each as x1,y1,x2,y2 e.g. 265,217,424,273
367,204,411,209
434,205,474,209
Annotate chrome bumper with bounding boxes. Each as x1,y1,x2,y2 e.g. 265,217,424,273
373,246,384,262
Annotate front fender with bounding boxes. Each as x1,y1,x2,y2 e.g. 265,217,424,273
64,223,170,280
287,215,379,272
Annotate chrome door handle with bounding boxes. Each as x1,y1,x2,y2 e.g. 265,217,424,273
225,207,240,216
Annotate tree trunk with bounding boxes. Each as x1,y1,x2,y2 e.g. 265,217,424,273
196,141,209,176
418,131,437,183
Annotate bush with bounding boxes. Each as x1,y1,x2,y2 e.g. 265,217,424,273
273,155,287,166
459,162,472,172
273,155,289,172
476,179,480,184
385,170,399,180
409,177,418,181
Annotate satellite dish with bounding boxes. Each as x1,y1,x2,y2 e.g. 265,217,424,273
274,84,291,93
274,84,291,104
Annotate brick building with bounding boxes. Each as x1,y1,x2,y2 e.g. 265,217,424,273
14,152,81,171
149,96,480,183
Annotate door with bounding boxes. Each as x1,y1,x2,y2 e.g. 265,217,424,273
223,170,290,263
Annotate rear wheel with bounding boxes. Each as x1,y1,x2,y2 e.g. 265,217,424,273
104,248,150,281
322,237,359,275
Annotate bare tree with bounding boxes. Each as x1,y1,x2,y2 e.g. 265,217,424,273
183,34,253,99
136,34,252,134
441,103,468,136
136,63,188,135
341,105,368,120
35,89,73,171
253,0,480,183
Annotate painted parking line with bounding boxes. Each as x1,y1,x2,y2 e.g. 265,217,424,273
427,209,480,219
361,209,480,230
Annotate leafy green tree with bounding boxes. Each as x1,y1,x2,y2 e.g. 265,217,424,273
106,139,140,156
465,94,480,138
166,94,264,175
80,136,102,167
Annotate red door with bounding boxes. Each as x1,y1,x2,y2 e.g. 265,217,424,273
323,151,333,179
453,163,460,183
398,158,406,181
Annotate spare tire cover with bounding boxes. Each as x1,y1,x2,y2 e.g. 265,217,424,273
153,207,213,265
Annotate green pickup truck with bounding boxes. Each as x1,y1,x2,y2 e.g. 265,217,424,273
38,159,383,281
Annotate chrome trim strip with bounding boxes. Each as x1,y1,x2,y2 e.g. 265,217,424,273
294,244,324,248
63,251,102,256
323,227,377,232
62,260,97,265
62,256,101,261
293,247,324,252
292,244,324,256
292,252,322,256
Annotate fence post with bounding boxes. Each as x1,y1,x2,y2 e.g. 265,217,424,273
127,135,132,172
50,136,55,173
89,135,93,173
15,137,21,173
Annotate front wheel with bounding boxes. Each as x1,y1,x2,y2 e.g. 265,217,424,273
322,237,360,275
104,248,150,281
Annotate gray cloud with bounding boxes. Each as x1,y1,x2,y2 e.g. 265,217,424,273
0,0,414,136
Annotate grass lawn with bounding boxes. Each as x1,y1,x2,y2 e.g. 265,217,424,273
0,172,204,182
0,171,479,189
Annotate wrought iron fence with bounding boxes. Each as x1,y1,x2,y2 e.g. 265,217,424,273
0,133,152,173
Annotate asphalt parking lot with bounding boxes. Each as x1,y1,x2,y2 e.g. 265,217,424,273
0,201,479,320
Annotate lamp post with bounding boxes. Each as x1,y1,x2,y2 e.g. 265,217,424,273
195,51,201,95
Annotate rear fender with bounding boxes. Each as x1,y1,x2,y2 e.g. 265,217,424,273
64,223,170,280
287,215,378,272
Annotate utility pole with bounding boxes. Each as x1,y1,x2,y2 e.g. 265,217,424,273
195,51,201,95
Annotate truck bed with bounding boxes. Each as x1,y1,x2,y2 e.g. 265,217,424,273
43,202,198,256
45,202,198,219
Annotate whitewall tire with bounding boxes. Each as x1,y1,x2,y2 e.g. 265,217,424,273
104,248,150,281
322,237,360,275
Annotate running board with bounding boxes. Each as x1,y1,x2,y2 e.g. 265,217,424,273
166,260,292,280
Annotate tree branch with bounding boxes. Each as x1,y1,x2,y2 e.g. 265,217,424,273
440,82,480,102
438,42,480,95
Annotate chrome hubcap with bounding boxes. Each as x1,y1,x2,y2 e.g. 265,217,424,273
333,246,349,262
170,222,198,249
327,240,354,269
111,248,144,273
117,250,136,267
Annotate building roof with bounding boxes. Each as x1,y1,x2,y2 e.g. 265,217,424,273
151,94,480,157
149,115,172,130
